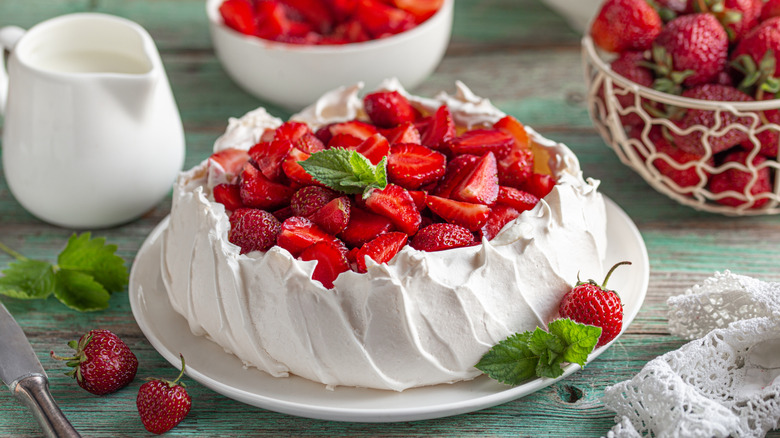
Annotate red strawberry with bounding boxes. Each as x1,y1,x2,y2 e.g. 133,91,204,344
228,208,282,253
690,0,762,41
274,121,312,142
609,51,655,127
364,184,421,235
281,0,335,34
451,152,499,205
492,116,534,188
240,163,295,209
50,329,138,396
493,115,530,150
249,139,293,181
328,120,378,141
630,126,713,189
328,133,364,148
382,121,422,145
446,129,515,158
519,172,556,199
762,0,780,21
136,355,191,435
479,204,520,241
299,240,350,288
420,105,456,152
670,84,754,156
213,183,244,211
282,147,318,185
293,132,326,154
277,216,338,256
558,261,631,348
364,90,418,128
590,0,662,53
219,0,257,35
310,195,351,234
732,17,780,87
337,206,394,248
387,143,447,189
407,189,427,211
209,148,250,184
352,133,391,165
354,231,408,272
425,195,490,231
290,186,338,217
410,223,476,252
255,1,299,41
496,186,539,211
434,154,479,198
708,149,772,208
330,18,371,43
390,0,443,23
652,13,729,88
355,0,415,38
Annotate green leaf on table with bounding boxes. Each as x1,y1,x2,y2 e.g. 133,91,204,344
0,259,56,299
53,269,111,312
57,233,128,293
475,319,602,386
298,148,387,197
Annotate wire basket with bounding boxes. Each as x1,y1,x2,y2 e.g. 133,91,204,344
582,35,780,216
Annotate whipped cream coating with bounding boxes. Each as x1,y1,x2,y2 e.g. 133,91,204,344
160,80,608,391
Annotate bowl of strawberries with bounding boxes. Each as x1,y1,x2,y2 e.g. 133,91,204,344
583,0,780,215
207,0,453,110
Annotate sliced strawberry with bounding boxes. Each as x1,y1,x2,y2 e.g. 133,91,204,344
390,0,443,23
274,121,312,142
299,240,349,289
281,0,335,34
353,133,390,165
497,147,534,188
354,231,408,273
433,154,479,198
446,129,514,159
328,120,378,141
425,195,490,231
407,190,427,212
213,183,244,211
364,184,421,235
410,223,477,252
520,173,556,199
328,133,365,149
272,205,295,222
248,139,293,181
496,186,539,212
338,206,395,248
330,19,371,43
479,204,520,241
255,1,293,41
219,0,258,35
451,152,499,205
310,196,351,234
276,216,337,257
363,90,419,128
327,0,359,21
494,115,530,149
420,105,456,152
209,148,250,184
387,143,447,189
228,208,282,254
381,122,421,145
239,163,295,209
282,147,317,185
290,186,338,217
355,0,415,38
293,132,326,154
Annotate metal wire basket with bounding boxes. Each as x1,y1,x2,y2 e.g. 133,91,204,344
582,35,780,216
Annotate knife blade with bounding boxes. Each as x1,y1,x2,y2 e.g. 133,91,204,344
0,301,81,437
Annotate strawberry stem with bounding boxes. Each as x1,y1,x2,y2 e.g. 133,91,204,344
172,354,187,386
602,261,632,289
0,240,27,261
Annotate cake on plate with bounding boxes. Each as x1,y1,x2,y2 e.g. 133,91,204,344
160,80,608,391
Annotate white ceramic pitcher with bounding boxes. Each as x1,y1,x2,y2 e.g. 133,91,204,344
0,13,185,228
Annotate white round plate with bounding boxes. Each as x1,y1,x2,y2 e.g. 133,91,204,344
129,196,648,423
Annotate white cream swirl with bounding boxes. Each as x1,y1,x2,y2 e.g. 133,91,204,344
161,81,608,391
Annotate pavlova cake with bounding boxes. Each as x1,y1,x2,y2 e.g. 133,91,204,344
160,80,608,391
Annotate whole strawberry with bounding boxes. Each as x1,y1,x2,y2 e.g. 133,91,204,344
559,262,631,348
137,355,192,435
50,329,138,395
590,0,662,53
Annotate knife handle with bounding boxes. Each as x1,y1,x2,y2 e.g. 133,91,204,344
14,374,82,438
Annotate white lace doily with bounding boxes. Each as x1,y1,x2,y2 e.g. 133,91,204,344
602,271,780,438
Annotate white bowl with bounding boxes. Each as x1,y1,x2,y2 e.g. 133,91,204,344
206,0,453,110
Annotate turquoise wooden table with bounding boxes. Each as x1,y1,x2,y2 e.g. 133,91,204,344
1,1,779,436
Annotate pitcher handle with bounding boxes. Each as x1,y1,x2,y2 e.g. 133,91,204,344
0,26,26,115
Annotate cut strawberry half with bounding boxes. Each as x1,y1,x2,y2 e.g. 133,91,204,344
363,90,419,128
479,204,520,241
410,223,477,252
381,122,421,145
433,154,479,198
451,152,499,205
290,186,339,217
209,148,250,184
219,0,258,35
274,121,312,142
328,120,378,141
282,147,318,185
328,133,364,149
281,0,335,34
446,129,515,159
352,133,390,165
407,190,427,212
293,132,326,154
493,115,530,150
310,196,351,235
299,240,349,289
255,1,294,41
496,186,539,212
425,195,490,231
277,216,338,257
354,231,408,273
239,163,295,209
364,184,421,235
420,105,456,152
228,208,283,254
355,0,415,37
520,173,556,199
338,206,394,248
387,143,447,189
497,147,534,189
213,183,244,211
249,139,293,181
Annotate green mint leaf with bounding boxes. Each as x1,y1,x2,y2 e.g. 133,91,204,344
53,269,111,312
527,327,567,378
298,148,387,196
0,259,56,299
548,319,601,367
475,332,539,385
57,233,128,293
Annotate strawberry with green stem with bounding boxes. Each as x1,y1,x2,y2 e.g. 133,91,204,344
137,354,192,435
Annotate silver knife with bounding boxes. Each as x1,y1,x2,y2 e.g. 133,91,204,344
0,301,81,437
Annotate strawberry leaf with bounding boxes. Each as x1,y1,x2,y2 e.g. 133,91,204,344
53,269,111,312
57,233,128,293
299,148,387,197
0,259,56,299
